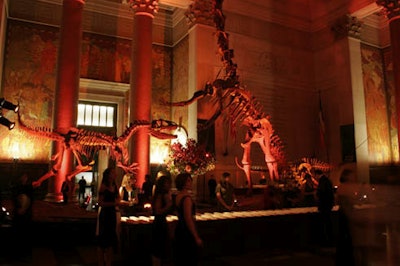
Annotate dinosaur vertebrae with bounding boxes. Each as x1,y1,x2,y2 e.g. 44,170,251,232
166,1,285,187
18,112,177,180
18,114,153,148
215,0,287,183
213,0,239,85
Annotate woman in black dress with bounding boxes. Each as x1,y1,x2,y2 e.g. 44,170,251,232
97,167,120,266
173,173,203,266
119,174,137,216
151,171,173,266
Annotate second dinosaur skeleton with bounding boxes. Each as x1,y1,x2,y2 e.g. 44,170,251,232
17,111,178,185
163,0,285,190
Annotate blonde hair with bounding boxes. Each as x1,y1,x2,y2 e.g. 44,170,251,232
121,174,134,192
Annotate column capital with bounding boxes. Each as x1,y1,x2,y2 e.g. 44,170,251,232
185,0,214,27
63,0,85,7
376,0,400,20
332,14,362,40
129,0,159,17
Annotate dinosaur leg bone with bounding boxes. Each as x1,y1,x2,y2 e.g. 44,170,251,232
67,165,93,180
240,141,253,190
33,144,66,186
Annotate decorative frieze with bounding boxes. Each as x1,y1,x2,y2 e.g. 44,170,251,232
332,14,362,39
347,15,362,38
185,0,214,26
376,0,400,20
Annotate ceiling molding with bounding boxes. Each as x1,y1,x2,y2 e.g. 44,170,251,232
223,0,312,32
80,78,129,94
351,3,390,48
159,0,190,9
9,0,387,46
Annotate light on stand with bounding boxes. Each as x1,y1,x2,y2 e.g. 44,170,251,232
0,115,15,130
0,98,19,113
0,97,19,130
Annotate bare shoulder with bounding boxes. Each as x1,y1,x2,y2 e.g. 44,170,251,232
176,192,191,205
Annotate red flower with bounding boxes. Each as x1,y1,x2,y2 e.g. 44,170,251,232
165,138,216,176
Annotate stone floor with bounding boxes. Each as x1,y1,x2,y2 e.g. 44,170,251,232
1,243,337,266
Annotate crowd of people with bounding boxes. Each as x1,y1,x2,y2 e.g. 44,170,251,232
1,165,350,266
94,168,243,266
95,167,203,266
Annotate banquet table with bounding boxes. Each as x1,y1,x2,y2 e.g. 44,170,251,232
120,206,339,263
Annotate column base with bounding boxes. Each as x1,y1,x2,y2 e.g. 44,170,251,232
44,192,63,203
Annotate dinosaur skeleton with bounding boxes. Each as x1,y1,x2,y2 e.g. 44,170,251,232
163,0,285,190
17,111,178,185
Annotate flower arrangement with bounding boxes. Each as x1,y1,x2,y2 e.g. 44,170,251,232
165,138,216,176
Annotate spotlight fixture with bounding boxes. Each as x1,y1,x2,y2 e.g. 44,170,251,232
0,98,19,113
0,115,15,130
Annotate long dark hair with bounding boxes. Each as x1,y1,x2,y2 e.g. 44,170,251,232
102,167,115,187
175,173,192,191
154,172,171,195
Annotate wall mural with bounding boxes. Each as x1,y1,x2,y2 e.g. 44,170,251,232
80,33,131,83
383,48,399,163
151,45,173,120
171,37,189,128
1,20,173,163
151,45,173,163
361,44,394,164
0,21,57,161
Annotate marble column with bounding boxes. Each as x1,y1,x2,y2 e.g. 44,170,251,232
377,1,400,157
184,0,222,199
48,0,84,201
129,0,158,187
339,15,370,183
